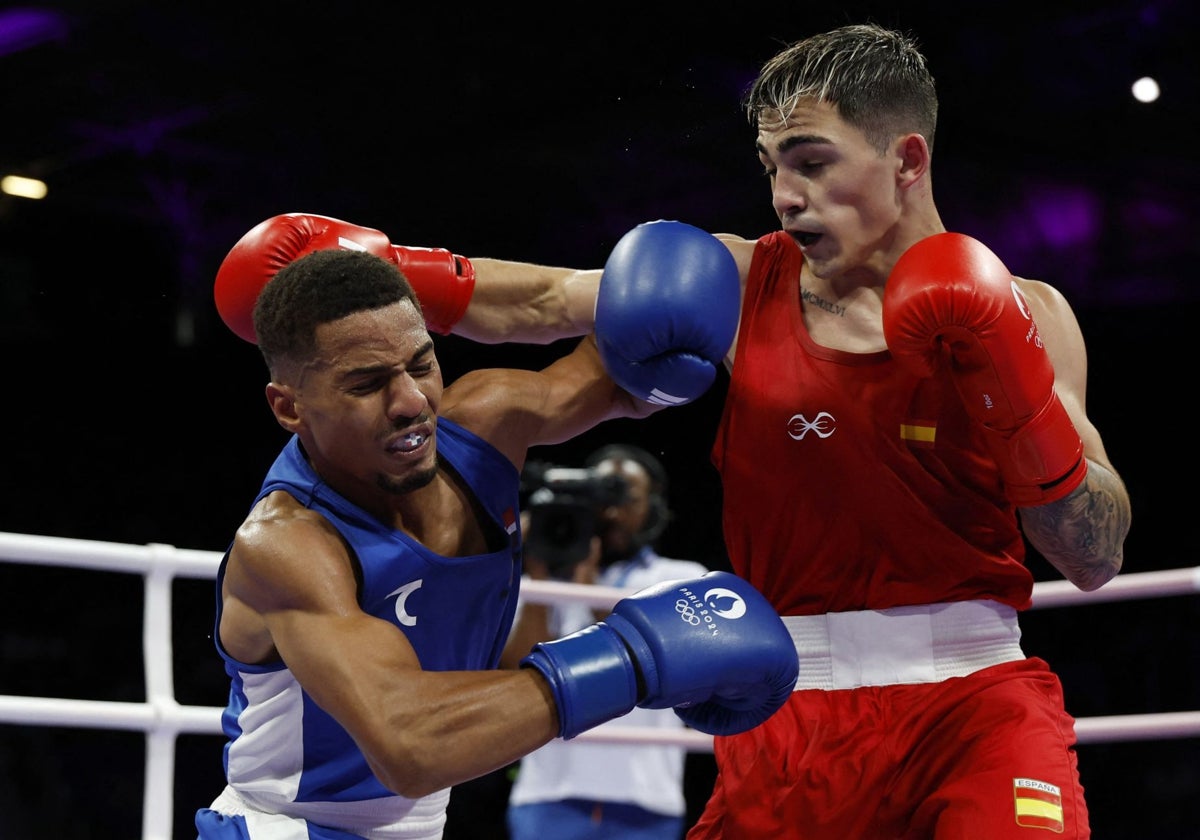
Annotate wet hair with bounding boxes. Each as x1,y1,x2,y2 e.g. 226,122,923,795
743,23,938,155
252,249,421,374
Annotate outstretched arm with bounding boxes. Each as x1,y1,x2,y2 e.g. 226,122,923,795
213,212,600,346
214,213,752,351
226,497,796,797
463,230,754,352
448,220,744,468
455,260,601,345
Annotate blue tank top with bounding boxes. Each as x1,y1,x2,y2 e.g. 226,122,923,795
212,417,522,807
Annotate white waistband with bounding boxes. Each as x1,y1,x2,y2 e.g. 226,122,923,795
209,785,449,840
783,599,1025,691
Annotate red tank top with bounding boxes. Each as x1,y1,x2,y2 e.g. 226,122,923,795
712,231,1033,615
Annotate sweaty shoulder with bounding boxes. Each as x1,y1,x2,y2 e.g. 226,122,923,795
712,233,757,279
1013,276,1079,338
710,233,765,367
1012,275,1087,384
237,492,356,582
440,367,544,465
1014,275,1069,313
222,492,356,663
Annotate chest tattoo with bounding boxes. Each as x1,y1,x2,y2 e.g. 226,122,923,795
800,287,846,317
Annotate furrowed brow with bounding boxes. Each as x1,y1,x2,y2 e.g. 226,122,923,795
773,134,831,155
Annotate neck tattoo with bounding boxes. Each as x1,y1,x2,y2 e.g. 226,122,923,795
800,287,846,317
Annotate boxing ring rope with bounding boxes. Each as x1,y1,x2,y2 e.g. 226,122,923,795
1,531,1197,839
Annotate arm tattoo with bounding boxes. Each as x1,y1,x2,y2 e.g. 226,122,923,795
1019,460,1131,591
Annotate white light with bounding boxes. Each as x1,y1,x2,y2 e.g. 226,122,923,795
0,174,48,199
1131,76,1160,104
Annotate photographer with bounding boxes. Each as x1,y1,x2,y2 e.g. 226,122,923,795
500,444,709,839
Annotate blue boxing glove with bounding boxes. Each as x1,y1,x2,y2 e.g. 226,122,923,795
595,220,740,406
521,571,798,739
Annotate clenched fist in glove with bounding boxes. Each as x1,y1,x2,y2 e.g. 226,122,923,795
595,220,740,406
214,213,475,343
882,232,1087,506
521,570,798,739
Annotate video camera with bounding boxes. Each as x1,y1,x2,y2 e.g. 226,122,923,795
521,461,630,579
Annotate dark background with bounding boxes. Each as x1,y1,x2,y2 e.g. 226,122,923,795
0,2,1197,838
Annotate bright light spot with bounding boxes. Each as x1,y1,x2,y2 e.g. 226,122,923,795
0,175,48,199
1132,76,1160,103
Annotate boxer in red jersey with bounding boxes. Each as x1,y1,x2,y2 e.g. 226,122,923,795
217,24,1131,837
685,28,1128,836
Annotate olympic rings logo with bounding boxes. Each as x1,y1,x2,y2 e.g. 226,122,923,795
676,599,702,625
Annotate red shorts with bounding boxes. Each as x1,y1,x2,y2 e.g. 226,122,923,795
688,658,1088,839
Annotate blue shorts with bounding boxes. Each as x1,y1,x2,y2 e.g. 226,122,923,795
507,798,684,840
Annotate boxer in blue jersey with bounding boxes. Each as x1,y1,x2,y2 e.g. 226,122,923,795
197,236,798,839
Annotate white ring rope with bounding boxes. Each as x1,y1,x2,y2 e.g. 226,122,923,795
1,531,1196,839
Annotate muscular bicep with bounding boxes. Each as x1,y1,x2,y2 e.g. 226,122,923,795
1019,278,1114,471
442,335,660,468
222,501,424,688
228,507,486,778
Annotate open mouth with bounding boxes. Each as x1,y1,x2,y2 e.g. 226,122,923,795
794,231,821,248
388,432,427,454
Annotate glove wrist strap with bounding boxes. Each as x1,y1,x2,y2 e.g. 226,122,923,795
987,393,1087,506
392,246,476,335
520,624,638,739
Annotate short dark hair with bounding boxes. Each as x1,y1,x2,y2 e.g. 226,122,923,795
743,23,938,155
253,249,422,373
586,443,671,547
585,443,669,503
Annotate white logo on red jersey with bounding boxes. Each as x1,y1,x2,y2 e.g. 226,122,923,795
787,412,836,440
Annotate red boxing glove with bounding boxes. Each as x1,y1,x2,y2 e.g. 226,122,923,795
882,232,1087,506
213,213,475,343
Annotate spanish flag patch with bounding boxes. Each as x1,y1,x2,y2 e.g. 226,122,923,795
1013,777,1064,832
900,418,937,448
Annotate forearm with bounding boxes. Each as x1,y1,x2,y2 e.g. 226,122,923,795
452,259,600,345
1019,458,1131,591
366,669,559,797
